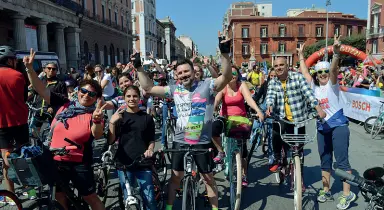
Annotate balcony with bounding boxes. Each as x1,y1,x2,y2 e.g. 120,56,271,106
272,34,293,38
315,33,324,38
368,27,384,37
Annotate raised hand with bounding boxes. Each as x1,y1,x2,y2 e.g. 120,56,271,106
218,30,231,54
23,48,36,70
92,99,107,122
190,51,198,63
110,107,125,125
149,51,155,60
203,56,210,65
296,43,305,56
333,34,342,55
130,49,142,68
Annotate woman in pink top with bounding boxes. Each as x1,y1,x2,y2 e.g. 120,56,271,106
212,66,264,186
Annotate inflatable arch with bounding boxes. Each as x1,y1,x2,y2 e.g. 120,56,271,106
305,45,367,67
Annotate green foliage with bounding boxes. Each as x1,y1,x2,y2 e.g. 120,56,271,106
303,35,366,59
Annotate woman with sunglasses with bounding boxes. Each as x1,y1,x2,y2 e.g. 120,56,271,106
23,49,107,210
212,65,264,187
298,36,356,210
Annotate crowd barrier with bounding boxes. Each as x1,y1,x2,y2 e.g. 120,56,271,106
339,87,384,122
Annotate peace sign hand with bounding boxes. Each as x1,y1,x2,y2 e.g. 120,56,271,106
149,51,155,61
218,30,231,54
23,48,36,71
110,107,125,125
333,34,342,55
92,99,107,122
296,43,305,56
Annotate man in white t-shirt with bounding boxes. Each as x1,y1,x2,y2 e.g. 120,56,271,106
94,64,114,101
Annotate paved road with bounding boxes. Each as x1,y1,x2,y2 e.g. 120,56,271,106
4,121,384,209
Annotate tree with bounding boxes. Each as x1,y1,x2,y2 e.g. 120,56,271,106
303,34,366,59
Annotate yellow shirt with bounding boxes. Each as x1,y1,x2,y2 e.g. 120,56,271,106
281,80,293,121
249,71,262,86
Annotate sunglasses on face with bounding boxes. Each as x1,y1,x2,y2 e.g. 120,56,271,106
46,67,57,71
317,69,330,74
270,75,276,78
79,87,97,98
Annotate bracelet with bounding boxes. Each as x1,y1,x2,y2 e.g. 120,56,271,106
92,118,104,124
333,54,340,59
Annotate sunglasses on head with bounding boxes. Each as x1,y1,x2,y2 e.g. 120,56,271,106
79,87,97,98
317,69,330,74
46,67,57,71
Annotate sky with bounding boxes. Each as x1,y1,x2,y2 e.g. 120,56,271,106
156,0,368,56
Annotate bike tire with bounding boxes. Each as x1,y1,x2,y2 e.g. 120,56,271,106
246,131,261,172
165,125,174,162
293,156,302,210
28,197,65,210
371,118,383,139
0,190,23,210
229,152,242,210
364,116,377,134
182,176,196,210
152,173,165,210
94,167,108,203
128,204,141,210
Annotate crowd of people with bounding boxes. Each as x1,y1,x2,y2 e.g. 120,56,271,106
0,33,364,210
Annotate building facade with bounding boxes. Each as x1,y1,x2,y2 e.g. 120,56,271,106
156,19,166,59
178,35,195,56
159,16,176,62
227,11,367,67
0,0,133,71
257,3,273,17
131,0,157,57
366,0,384,57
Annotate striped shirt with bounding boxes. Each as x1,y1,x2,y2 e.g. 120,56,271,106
266,71,319,122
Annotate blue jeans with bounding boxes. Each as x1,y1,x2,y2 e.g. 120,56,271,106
161,102,177,145
117,170,157,210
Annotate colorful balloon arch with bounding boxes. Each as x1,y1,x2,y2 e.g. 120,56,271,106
305,45,367,67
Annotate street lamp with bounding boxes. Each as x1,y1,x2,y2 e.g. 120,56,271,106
324,0,331,61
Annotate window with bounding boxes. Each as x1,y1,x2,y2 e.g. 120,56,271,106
102,5,105,21
279,26,286,37
262,13,264,16
279,42,285,53
260,43,268,54
121,16,124,30
242,43,250,55
347,25,352,37
115,12,118,24
92,0,97,15
262,6,265,9
109,8,112,22
334,25,340,36
242,27,249,38
132,2,134,10
297,41,304,49
126,0,128,6
260,26,268,37
373,39,378,54
316,25,323,37
298,25,305,36
358,26,363,34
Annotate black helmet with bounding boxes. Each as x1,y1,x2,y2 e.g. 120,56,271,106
65,79,76,87
0,46,16,60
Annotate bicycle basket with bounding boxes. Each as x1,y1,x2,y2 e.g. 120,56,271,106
281,118,317,146
8,146,60,187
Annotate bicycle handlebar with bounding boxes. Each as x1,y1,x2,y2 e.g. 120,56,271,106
270,112,319,125
49,138,82,156
163,148,213,153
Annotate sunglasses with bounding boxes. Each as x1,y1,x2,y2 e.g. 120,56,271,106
270,75,276,78
317,69,330,74
79,87,97,98
232,72,238,76
46,67,57,71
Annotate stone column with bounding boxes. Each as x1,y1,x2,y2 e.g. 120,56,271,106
11,14,27,50
36,20,49,52
65,27,81,70
55,24,67,72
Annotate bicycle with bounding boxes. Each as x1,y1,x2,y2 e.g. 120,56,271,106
271,113,317,210
164,146,213,210
27,102,51,145
163,99,176,158
0,190,23,210
115,153,165,210
364,101,384,138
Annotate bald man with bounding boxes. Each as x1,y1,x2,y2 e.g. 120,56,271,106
265,57,326,173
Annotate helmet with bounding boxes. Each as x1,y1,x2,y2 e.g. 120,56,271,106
0,46,16,60
314,61,330,72
65,79,76,87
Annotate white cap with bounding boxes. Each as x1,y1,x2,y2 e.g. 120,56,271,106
314,61,330,72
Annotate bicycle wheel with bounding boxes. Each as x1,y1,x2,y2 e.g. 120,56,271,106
0,190,23,210
165,125,174,161
293,156,302,210
94,166,108,203
229,152,242,210
364,116,377,134
182,176,196,210
28,197,65,210
154,151,167,187
246,131,261,172
152,173,165,210
371,118,383,139
128,204,141,210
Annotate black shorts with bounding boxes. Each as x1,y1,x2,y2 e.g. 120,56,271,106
171,142,214,174
212,119,248,158
55,162,96,196
0,124,29,149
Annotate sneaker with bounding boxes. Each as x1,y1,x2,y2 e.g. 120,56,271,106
269,160,279,173
317,189,334,203
336,191,356,210
213,152,225,163
242,176,248,187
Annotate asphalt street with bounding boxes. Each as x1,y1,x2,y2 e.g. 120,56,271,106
3,120,384,210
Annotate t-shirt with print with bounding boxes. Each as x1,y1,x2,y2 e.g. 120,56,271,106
312,80,348,130
164,79,216,145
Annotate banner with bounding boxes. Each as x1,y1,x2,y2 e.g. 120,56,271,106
25,25,38,51
339,88,383,122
